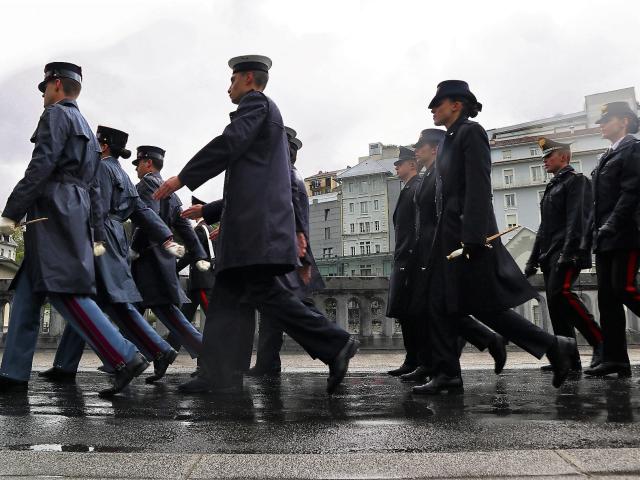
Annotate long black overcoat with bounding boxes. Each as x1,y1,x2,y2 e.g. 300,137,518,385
131,172,206,307
432,117,536,315
3,99,105,295
386,174,420,318
177,91,297,277
94,156,172,304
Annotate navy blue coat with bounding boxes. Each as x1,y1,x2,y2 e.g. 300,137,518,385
589,135,640,253
131,172,206,307
94,157,172,304
177,91,297,277
387,173,420,318
176,221,215,291
278,164,324,298
3,99,105,295
432,117,536,315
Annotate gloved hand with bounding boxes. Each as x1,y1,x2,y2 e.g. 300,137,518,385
461,243,485,260
163,239,185,258
524,263,537,278
195,260,211,272
0,217,16,235
129,248,140,261
93,242,106,257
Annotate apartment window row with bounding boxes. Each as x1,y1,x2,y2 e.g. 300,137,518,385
503,160,584,188
349,221,381,234
322,247,334,258
347,179,382,194
347,242,381,256
347,200,380,215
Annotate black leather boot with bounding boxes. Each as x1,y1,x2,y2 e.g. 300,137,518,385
584,362,632,378
38,366,77,383
99,353,149,397
327,338,359,394
400,365,431,383
146,348,179,384
412,374,463,395
488,334,507,374
546,336,577,388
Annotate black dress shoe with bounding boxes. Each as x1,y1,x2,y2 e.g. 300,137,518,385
584,362,632,378
590,343,603,369
546,336,577,388
488,334,507,375
540,364,554,372
412,374,463,395
146,348,179,384
177,376,213,394
38,367,77,382
387,363,417,377
400,365,431,383
97,365,114,374
245,365,281,377
99,353,149,397
0,376,28,392
327,337,359,394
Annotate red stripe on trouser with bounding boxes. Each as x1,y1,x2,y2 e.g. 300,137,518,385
166,307,201,353
561,268,603,344
625,250,640,301
199,289,209,312
63,297,124,367
119,307,162,356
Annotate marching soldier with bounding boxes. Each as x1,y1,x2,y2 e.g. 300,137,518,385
246,127,326,377
154,55,358,395
40,126,184,384
404,131,507,388
130,146,209,375
525,138,603,373
0,62,147,395
584,102,640,378
419,80,576,394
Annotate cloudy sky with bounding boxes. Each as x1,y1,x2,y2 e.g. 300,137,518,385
1,0,638,206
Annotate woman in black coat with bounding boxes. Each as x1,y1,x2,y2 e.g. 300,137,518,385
417,80,577,394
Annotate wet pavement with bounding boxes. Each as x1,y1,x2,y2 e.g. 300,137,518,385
1,367,639,456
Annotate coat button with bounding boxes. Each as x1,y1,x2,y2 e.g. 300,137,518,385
400,267,405,271
421,267,426,271
408,249,413,254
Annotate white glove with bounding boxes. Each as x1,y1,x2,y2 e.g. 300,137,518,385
163,239,185,258
129,248,140,261
93,242,106,257
195,260,211,272
0,217,16,235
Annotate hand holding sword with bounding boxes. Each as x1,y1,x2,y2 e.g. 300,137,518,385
446,225,521,260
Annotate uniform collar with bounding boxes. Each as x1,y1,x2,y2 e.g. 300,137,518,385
611,134,635,151
548,165,574,186
56,98,78,109
144,171,163,181
445,115,469,138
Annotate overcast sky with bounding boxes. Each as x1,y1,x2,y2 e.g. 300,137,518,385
1,0,638,206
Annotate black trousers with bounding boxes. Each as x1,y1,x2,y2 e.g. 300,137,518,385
167,288,210,352
397,315,420,367
596,249,640,365
542,257,602,347
200,269,350,385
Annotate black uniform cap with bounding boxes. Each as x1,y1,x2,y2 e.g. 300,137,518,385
228,55,272,73
394,146,416,166
538,137,571,159
133,145,165,167
596,101,639,133
96,126,131,159
38,62,82,93
413,128,446,149
428,79,482,113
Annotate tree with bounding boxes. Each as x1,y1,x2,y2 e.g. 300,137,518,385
13,228,24,264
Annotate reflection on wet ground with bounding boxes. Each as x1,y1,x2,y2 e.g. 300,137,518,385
0,368,638,454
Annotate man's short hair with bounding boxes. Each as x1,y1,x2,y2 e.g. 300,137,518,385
60,78,81,97
251,70,269,88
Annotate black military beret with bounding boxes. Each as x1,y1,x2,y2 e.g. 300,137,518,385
38,62,82,93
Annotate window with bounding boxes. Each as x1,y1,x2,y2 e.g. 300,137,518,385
1,249,4,257
324,227,331,240
531,165,544,183
372,179,378,191
349,203,354,213
506,213,518,229
361,181,368,193
375,244,380,253
365,241,371,254
503,168,514,187
374,221,380,231
324,209,330,221
348,182,353,193
359,223,366,233
504,193,516,208
360,201,368,214
322,247,333,258
365,222,371,233
360,242,365,255
350,223,355,233
530,147,540,157
570,160,582,172
502,149,512,160
532,304,541,327
360,265,372,276
350,246,356,256
325,178,331,188
374,199,379,210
